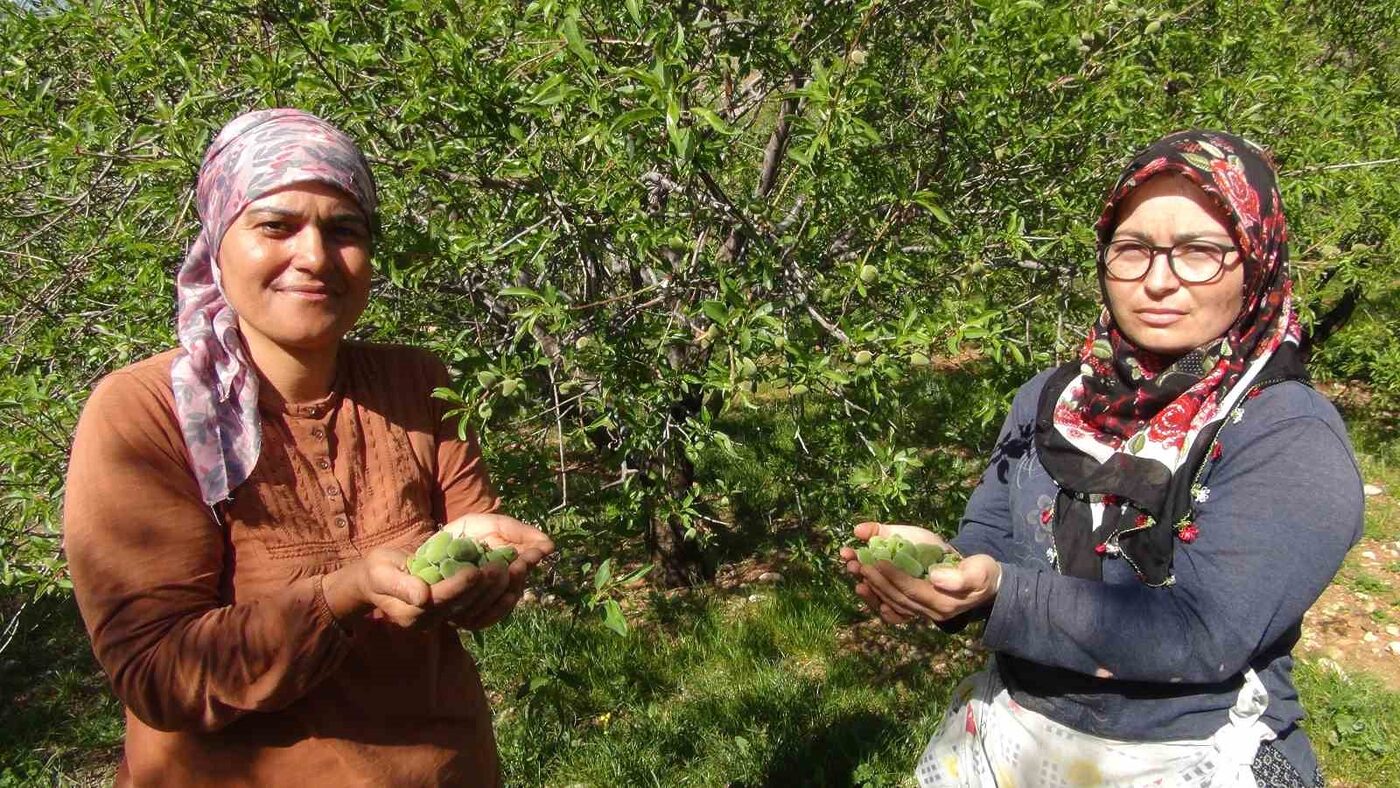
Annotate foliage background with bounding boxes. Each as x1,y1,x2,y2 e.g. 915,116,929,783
1,0,1398,782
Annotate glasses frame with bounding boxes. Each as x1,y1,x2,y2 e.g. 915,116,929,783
1100,239,1237,284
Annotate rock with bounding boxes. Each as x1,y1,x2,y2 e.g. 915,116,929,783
520,589,539,606
747,593,764,603
1363,632,1379,643
1317,657,1347,679
541,593,559,606
1390,642,1400,656
757,571,784,584
1387,625,1399,637
1362,550,1378,560
1364,484,1383,496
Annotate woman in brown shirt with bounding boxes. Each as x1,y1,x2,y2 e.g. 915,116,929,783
63,109,552,786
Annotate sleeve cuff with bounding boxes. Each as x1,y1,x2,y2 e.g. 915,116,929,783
979,561,1027,651
311,574,354,640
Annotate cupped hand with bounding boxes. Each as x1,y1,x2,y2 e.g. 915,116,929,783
440,513,555,630
839,521,999,625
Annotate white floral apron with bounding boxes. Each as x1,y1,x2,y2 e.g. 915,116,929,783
916,659,1275,788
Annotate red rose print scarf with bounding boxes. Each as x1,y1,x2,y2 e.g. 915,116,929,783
1033,130,1304,586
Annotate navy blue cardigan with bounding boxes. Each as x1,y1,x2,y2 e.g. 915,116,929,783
951,369,1363,780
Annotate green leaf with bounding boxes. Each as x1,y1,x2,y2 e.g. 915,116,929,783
561,10,596,67
911,191,952,225
611,107,660,133
500,286,546,301
691,107,733,135
700,301,729,324
602,599,628,636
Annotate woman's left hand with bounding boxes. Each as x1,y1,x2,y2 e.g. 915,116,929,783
440,513,555,630
858,553,1002,625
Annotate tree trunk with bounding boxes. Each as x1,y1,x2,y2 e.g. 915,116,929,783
644,442,711,588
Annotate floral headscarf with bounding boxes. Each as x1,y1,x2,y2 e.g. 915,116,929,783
1034,130,1305,586
171,108,377,506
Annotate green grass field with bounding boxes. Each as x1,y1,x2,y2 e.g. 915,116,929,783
4,569,1398,787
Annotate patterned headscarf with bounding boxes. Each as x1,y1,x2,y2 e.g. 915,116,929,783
1034,130,1304,585
171,108,377,506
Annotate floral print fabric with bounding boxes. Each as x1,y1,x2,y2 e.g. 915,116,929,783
171,108,377,505
1062,130,1301,454
1037,130,1304,584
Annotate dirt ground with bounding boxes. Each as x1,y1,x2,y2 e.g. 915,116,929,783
1299,533,1400,690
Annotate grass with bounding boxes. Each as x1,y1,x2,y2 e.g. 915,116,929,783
474,568,970,787
4,566,1400,786
0,597,122,787
1296,660,1400,786
1344,401,1400,544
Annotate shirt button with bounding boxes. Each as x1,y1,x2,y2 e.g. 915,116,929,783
334,515,348,528
326,486,339,498
317,457,331,471
311,427,325,440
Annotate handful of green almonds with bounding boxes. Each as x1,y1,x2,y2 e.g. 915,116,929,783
855,534,959,578
405,530,518,584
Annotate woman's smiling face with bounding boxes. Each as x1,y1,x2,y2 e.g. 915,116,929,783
216,182,372,355
1103,173,1246,356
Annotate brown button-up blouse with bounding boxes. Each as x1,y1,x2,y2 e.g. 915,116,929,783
63,342,502,786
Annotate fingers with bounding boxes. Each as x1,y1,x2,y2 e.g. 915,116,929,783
474,515,555,556
860,564,928,619
839,549,865,578
926,566,969,593
433,562,510,615
366,559,431,608
878,602,912,625
853,521,882,541
854,582,891,621
455,589,520,631
374,595,432,629
508,525,555,557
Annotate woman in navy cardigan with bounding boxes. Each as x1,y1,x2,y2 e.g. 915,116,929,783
844,131,1362,787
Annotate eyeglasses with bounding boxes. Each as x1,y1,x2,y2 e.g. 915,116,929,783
1102,240,1237,284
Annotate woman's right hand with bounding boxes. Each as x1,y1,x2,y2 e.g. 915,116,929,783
321,546,512,631
839,521,948,625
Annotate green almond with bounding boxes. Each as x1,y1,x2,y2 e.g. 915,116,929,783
447,537,480,562
892,552,926,578
419,530,454,563
915,543,946,566
439,558,469,580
